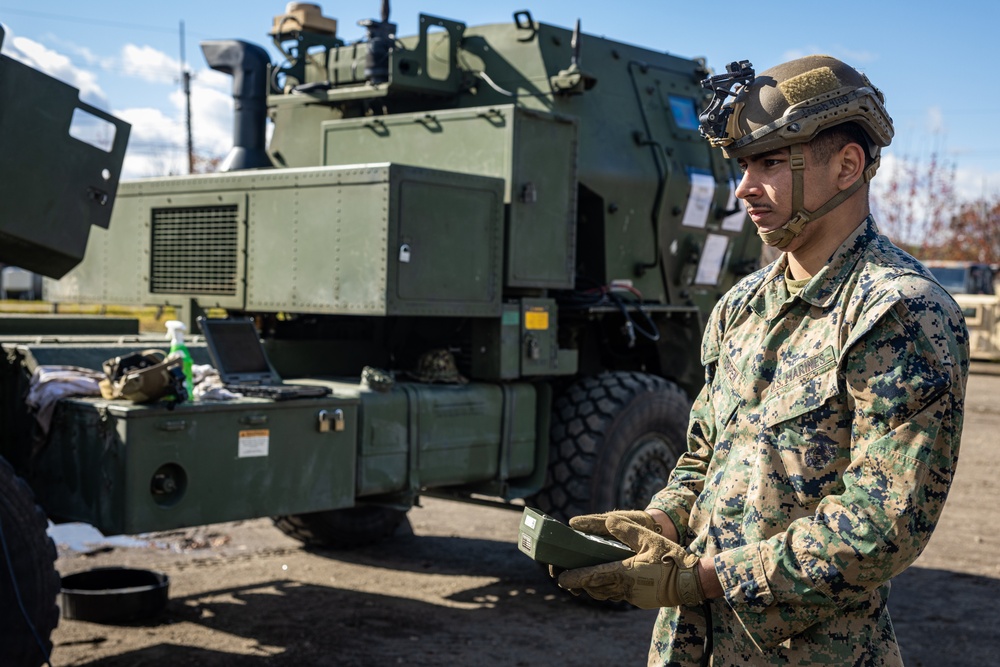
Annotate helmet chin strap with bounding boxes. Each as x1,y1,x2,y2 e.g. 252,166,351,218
758,143,881,248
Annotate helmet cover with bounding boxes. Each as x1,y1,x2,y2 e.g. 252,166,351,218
409,349,467,384
701,55,893,159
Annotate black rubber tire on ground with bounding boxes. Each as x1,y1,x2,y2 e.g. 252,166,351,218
527,371,691,523
273,505,410,549
0,457,60,667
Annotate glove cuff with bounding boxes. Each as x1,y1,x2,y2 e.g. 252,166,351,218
675,567,705,606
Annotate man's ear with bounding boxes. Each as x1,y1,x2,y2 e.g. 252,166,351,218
836,142,866,190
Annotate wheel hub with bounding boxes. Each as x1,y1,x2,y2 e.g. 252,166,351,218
617,434,678,508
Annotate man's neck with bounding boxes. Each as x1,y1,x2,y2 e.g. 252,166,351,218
786,202,869,279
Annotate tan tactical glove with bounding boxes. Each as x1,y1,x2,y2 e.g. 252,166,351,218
545,510,657,588
568,509,661,537
557,514,704,609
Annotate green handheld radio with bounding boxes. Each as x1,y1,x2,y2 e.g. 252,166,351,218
517,507,634,570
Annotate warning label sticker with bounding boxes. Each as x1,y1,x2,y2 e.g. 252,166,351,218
525,308,549,330
238,429,270,458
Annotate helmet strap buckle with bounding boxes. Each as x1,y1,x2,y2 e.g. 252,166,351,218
863,154,881,183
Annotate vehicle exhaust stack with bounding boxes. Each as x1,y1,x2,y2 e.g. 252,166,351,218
200,40,273,172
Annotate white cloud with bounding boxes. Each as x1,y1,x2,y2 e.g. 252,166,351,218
187,68,234,157
2,33,108,108
120,43,181,85
46,35,115,71
114,64,235,178
115,106,189,178
166,81,232,159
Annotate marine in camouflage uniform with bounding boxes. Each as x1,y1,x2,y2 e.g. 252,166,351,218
557,55,970,665
645,216,969,664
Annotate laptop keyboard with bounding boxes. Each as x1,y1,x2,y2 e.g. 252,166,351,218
225,383,330,401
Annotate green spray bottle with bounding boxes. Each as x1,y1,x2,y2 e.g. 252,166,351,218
165,320,194,401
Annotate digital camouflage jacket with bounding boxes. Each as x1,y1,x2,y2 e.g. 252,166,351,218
646,218,969,666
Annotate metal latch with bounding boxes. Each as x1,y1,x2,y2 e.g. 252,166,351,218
240,415,269,426
157,419,188,432
525,333,541,360
317,408,345,433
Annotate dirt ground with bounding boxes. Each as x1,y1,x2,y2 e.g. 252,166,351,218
48,368,1000,666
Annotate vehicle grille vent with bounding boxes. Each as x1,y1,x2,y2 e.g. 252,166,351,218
150,205,239,295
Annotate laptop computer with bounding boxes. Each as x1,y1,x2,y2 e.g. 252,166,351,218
197,316,331,401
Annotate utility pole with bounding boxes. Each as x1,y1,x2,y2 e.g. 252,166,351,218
180,20,194,174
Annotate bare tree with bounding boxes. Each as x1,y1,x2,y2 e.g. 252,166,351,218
873,146,957,258
946,198,1000,263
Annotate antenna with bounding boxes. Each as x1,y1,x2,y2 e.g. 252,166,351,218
180,20,194,174
571,19,581,68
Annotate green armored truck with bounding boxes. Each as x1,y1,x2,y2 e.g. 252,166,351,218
0,4,759,663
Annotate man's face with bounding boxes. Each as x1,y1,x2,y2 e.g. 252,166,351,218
734,144,839,251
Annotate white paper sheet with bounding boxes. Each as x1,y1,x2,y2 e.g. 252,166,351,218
695,234,729,285
682,172,715,229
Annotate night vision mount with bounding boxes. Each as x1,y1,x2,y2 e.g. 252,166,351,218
698,60,754,146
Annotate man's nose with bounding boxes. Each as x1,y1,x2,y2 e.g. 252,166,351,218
734,170,757,200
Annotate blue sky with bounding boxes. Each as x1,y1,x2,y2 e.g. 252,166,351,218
3,0,998,202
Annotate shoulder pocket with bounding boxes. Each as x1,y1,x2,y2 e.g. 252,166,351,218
714,352,749,429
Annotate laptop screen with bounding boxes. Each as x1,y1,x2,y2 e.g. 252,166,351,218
199,318,274,383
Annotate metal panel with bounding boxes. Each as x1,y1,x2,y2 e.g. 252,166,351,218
44,193,146,306
356,388,410,497
504,383,537,478
47,188,248,310
321,104,577,289
387,170,503,316
244,167,391,314
413,383,502,487
520,298,560,376
134,191,247,310
507,110,577,288
150,205,240,295
470,302,522,380
49,164,503,316
35,396,359,536
354,380,535,494
0,40,130,278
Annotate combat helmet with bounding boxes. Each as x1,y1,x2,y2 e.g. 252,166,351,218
408,349,468,384
699,56,894,248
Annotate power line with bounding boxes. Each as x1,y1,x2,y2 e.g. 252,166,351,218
0,7,177,33
0,6,212,38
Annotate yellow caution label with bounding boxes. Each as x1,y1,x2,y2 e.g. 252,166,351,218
238,429,270,458
525,308,549,330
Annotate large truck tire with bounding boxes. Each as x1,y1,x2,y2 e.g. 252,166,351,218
273,506,409,549
527,371,691,523
0,457,60,667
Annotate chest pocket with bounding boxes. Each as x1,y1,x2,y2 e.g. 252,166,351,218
761,348,849,509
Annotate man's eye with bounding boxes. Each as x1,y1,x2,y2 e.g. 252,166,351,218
764,159,782,167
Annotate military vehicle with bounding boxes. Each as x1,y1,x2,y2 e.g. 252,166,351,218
0,3,759,663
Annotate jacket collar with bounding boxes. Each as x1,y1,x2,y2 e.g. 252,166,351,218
748,216,878,320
